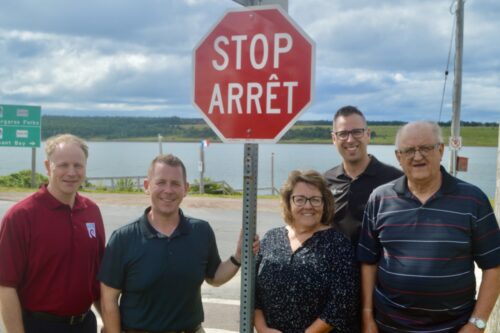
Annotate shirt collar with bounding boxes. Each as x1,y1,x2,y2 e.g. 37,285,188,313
393,165,457,197
139,207,192,239
335,154,377,178
37,184,87,211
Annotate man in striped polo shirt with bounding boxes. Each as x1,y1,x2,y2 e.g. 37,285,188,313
358,121,500,333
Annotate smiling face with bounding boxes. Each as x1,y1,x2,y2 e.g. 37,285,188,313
290,181,324,232
144,162,189,219
45,142,87,205
396,123,444,187
332,114,371,166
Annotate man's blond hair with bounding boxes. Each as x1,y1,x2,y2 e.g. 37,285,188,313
45,134,89,159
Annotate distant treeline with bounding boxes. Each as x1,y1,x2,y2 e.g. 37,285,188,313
40,116,498,146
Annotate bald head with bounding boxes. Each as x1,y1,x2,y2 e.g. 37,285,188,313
395,121,443,150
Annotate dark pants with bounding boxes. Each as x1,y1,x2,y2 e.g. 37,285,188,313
23,310,97,333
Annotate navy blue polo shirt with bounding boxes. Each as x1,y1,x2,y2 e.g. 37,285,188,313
98,208,221,331
358,166,500,333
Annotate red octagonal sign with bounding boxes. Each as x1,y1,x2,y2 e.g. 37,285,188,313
193,6,315,143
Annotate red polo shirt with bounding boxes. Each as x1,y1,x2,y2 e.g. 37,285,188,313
0,185,105,315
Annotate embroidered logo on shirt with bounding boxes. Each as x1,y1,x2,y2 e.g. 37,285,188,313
331,188,344,195
86,223,96,238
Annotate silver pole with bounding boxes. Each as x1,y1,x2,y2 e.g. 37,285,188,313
271,152,275,195
230,2,288,331
449,0,464,176
232,0,288,10
495,124,500,220
239,143,258,333
158,134,163,155
199,144,205,194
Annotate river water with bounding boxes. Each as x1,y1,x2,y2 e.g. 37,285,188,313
0,142,497,197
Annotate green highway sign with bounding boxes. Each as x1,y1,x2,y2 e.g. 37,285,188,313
0,104,41,148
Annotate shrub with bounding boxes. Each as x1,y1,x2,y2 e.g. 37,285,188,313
190,177,237,195
0,170,48,188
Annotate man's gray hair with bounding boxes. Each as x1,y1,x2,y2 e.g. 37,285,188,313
395,121,443,149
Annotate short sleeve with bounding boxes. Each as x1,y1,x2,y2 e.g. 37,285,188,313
357,193,382,264
97,230,126,289
204,224,221,279
320,237,360,331
0,208,30,287
471,194,500,269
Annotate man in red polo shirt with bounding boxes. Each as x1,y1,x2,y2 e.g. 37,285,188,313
0,134,105,333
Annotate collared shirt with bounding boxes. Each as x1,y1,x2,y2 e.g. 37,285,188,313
324,155,403,244
98,208,221,332
357,166,500,333
0,185,105,315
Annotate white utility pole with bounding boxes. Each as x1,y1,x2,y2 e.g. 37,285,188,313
449,0,464,176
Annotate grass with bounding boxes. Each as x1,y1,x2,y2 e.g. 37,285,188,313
81,125,499,147
282,125,499,146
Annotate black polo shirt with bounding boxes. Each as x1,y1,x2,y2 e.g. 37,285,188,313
324,155,403,244
97,208,221,332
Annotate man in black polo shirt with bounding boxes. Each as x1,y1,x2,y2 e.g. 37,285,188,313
324,106,402,244
98,154,255,333
358,121,500,332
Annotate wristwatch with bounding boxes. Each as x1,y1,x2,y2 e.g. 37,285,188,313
468,317,486,330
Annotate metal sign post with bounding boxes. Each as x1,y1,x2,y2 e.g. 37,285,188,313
192,2,313,332
199,143,205,194
239,143,258,332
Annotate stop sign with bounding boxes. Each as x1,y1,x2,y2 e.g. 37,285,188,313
193,6,315,143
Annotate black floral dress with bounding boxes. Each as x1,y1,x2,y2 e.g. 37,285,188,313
255,226,360,333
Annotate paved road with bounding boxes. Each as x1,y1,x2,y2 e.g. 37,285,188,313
0,197,490,332
0,196,282,332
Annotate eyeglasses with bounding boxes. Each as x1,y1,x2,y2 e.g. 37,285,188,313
332,128,366,140
291,195,323,207
397,143,441,158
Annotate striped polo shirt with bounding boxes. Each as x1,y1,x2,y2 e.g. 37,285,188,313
357,166,500,333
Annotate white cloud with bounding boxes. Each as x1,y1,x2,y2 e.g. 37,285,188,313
0,0,498,122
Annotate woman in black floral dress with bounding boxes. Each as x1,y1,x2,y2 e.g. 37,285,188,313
254,170,359,333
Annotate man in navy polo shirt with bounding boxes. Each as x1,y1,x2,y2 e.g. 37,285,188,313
98,154,254,333
358,121,500,333
0,134,105,333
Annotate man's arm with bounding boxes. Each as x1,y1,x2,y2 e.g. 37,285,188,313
206,231,259,287
205,256,240,287
0,286,24,333
100,283,122,333
459,266,500,333
361,263,379,333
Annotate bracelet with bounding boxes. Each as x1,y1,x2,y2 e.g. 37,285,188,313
230,255,241,267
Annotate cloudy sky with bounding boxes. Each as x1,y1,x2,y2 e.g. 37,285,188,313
0,0,498,122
